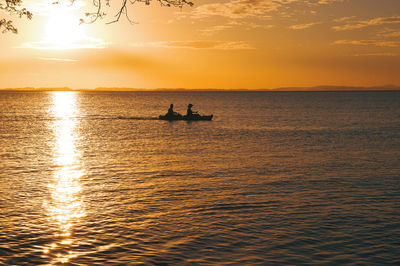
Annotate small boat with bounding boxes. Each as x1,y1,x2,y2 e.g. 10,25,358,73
159,113,213,121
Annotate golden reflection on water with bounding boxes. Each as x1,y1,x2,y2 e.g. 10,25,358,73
45,92,85,263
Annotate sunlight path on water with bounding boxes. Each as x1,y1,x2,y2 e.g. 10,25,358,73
44,92,86,263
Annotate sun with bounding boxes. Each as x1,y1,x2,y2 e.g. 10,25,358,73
43,5,88,50
20,0,105,50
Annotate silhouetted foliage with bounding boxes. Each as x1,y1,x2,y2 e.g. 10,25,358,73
82,0,193,25
0,0,33,33
1,0,193,34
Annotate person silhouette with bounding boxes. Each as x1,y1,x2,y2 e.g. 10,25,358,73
166,104,175,116
186,104,194,116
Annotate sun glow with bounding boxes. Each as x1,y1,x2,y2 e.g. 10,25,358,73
20,0,106,50
43,5,88,50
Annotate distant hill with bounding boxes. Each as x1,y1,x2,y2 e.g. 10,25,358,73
271,85,400,91
0,87,74,91
1,85,399,92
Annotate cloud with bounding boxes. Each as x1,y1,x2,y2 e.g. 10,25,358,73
200,25,235,36
333,16,356,23
38,57,78,62
351,53,399,57
289,22,320,30
192,0,341,19
181,0,340,34
193,0,280,19
19,37,107,50
334,39,400,47
132,41,255,50
200,21,274,36
379,31,400,38
333,16,400,31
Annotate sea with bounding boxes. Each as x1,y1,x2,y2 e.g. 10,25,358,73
0,90,399,265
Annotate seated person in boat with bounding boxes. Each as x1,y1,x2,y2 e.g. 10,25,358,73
186,104,199,117
166,104,178,117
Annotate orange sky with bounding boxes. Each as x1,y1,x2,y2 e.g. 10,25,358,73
0,0,399,89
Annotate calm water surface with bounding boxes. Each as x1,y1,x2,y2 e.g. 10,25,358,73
0,91,399,265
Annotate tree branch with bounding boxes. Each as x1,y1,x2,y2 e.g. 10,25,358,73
1,0,193,34
0,0,32,33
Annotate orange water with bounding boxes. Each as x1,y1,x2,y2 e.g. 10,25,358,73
1,91,399,264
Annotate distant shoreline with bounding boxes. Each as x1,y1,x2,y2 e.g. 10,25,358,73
1,85,400,92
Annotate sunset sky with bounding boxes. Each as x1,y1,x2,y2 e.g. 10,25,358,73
0,0,399,89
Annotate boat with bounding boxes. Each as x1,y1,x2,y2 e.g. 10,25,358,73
159,113,213,121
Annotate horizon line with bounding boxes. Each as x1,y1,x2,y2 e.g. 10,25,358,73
1,85,400,92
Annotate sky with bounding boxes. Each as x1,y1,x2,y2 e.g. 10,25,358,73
0,0,399,89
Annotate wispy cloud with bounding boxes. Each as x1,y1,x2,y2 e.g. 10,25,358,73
192,0,342,19
379,30,400,38
333,16,356,23
200,21,274,36
192,0,282,19
200,25,235,36
333,16,400,31
351,53,399,57
289,22,320,30
334,39,400,47
38,57,78,62
132,41,255,50
19,37,107,50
